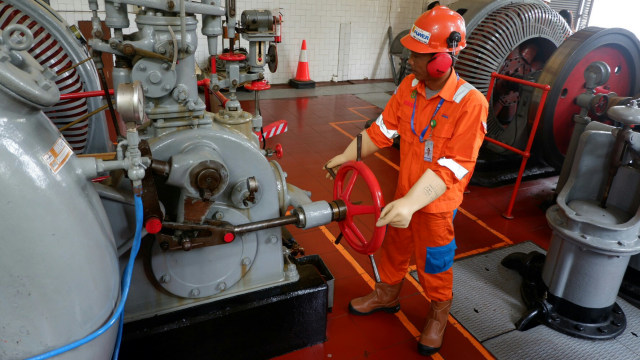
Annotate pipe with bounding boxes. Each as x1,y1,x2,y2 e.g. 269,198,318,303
163,214,300,234
59,89,114,100
180,0,187,52
233,214,299,234
58,104,109,132
197,79,229,106
113,0,225,16
26,193,144,360
214,90,229,107
56,57,93,76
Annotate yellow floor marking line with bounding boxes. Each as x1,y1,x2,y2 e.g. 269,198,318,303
321,224,467,360
319,226,439,358
347,106,378,120
455,242,511,260
407,266,495,360
325,112,515,359
456,208,513,245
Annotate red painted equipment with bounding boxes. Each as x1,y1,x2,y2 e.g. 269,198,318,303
274,13,282,43
59,89,114,100
145,217,163,234
255,119,288,141
244,80,271,91
274,143,283,159
223,233,235,243
218,52,247,61
333,160,386,255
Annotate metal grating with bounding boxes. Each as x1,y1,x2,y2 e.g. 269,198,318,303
483,320,640,360
450,241,541,341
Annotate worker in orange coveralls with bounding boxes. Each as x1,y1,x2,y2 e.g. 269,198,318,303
325,6,488,356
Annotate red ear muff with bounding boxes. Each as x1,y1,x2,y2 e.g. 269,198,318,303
426,52,453,78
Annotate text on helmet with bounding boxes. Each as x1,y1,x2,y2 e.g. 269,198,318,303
410,25,431,45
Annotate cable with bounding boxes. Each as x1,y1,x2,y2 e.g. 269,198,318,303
56,57,93,76
26,193,144,360
58,104,109,132
257,93,266,149
112,192,143,359
97,64,121,138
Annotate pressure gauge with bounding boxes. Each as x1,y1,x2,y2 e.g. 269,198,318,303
116,81,147,125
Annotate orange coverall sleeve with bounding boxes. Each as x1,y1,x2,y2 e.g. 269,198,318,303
431,90,488,188
366,82,406,149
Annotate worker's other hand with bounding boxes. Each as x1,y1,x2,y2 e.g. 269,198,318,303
324,154,348,180
376,169,446,227
375,197,416,228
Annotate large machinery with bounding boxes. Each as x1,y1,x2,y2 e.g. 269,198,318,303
494,20,640,340
503,77,640,339
418,0,640,342
0,0,112,154
0,24,120,360
5,0,640,358
449,0,640,169
0,1,386,359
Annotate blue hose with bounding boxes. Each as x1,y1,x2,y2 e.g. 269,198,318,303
27,193,144,360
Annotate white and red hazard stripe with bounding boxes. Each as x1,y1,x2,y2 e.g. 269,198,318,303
256,119,288,141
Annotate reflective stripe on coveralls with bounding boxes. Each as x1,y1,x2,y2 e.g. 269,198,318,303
365,71,488,302
366,71,487,213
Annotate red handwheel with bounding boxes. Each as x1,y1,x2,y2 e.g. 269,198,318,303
333,160,386,255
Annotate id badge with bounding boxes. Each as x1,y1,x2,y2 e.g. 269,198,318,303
424,140,434,162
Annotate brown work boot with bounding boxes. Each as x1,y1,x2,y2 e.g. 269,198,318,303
417,299,452,356
348,281,403,315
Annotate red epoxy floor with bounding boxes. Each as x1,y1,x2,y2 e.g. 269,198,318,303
241,93,556,360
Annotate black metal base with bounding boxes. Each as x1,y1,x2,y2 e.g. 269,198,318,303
471,148,557,188
619,265,640,308
502,251,626,340
119,262,329,360
289,79,316,89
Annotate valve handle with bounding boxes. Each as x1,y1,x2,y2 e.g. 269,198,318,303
333,160,386,255
275,143,283,159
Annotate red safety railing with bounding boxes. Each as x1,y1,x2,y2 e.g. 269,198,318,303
484,72,551,219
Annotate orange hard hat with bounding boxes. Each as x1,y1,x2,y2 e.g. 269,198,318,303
401,6,467,54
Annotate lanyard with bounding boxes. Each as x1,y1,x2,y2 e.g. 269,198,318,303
411,97,444,143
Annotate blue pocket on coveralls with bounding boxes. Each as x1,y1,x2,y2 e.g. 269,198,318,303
424,239,457,274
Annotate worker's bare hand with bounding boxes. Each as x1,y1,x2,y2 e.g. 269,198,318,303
375,198,416,228
324,154,347,180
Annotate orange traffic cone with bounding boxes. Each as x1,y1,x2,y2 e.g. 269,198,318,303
289,40,316,89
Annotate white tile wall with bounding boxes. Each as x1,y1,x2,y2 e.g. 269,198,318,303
48,0,454,84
